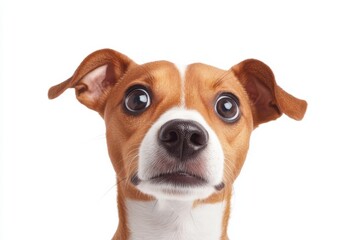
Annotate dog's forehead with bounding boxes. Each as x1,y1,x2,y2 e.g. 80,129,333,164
185,63,227,80
141,61,236,89
133,61,245,109
141,61,179,77
184,63,236,89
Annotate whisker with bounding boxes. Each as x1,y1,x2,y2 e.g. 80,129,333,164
92,133,106,140
152,200,159,212
99,176,127,199
122,144,142,190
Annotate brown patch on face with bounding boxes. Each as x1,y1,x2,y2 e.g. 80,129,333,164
103,61,182,199
185,63,254,192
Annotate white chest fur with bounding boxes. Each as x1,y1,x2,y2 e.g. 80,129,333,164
126,199,225,240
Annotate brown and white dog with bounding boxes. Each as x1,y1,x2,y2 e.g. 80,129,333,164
48,49,307,240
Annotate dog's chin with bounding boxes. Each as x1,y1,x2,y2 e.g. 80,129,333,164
137,182,216,201
133,173,217,201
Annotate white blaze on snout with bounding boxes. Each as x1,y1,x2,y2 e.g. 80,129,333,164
137,108,224,200
177,64,187,108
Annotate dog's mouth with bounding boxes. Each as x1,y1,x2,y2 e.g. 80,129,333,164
149,171,207,187
130,171,225,197
131,171,208,187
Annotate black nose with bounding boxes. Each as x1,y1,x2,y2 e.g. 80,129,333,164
158,119,209,161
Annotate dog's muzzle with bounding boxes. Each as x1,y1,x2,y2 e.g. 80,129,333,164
135,108,225,200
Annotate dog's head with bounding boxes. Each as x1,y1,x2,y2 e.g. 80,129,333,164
49,49,307,201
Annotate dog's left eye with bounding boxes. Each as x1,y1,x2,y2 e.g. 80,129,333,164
215,94,241,123
124,88,151,113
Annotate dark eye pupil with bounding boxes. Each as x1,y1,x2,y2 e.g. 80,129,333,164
215,95,240,122
223,101,233,112
125,89,150,113
129,92,147,109
218,98,236,117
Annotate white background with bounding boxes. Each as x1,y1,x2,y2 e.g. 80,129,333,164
1,0,360,239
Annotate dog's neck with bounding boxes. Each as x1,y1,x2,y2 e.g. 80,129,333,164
126,199,225,240
113,184,232,240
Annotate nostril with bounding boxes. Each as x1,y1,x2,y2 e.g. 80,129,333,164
166,131,179,143
190,132,208,146
159,127,180,144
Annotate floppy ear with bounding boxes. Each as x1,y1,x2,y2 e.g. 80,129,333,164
231,59,307,127
48,49,135,113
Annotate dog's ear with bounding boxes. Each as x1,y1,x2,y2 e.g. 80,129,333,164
232,59,307,127
48,49,135,113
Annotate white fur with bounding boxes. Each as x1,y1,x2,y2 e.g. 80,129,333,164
126,199,225,240
175,64,187,107
137,108,224,201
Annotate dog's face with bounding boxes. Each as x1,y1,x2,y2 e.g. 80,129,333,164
104,62,253,201
48,49,307,202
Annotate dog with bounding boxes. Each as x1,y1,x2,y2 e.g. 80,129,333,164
48,49,307,240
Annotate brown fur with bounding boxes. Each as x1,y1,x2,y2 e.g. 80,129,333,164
48,48,307,239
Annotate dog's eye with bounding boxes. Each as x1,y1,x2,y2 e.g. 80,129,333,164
124,88,151,113
215,94,240,123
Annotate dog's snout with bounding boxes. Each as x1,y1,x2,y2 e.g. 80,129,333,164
158,119,209,161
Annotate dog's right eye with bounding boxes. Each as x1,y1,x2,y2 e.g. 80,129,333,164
124,87,151,114
214,93,241,123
